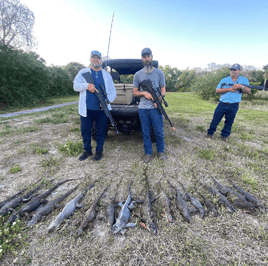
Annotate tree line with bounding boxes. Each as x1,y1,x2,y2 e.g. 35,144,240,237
1,0,267,108
0,43,85,108
158,63,268,100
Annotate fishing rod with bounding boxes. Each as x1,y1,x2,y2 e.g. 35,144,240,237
105,12,115,71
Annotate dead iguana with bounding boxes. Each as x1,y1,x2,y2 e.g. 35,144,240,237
78,185,109,235
211,176,256,213
179,181,205,219
139,170,157,234
167,180,192,223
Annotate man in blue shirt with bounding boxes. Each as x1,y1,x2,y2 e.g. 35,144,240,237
207,63,251,142
73,51,116,161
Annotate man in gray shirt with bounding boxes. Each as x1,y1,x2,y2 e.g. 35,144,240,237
133,48,166,163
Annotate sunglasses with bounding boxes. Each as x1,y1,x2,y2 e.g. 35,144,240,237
142,53,151,58
230,69,238,71
91,51,101,56
91,55,101,59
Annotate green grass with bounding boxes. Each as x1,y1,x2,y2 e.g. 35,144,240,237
1,91,268,265
0,126,40,136
165,93,216,117
197,149,215,160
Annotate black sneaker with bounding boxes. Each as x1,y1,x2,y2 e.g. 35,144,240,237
79,150,93,161
94,151,103,161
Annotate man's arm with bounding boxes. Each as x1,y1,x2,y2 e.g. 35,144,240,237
161,86,165,97
73,69,96,93
133,87,153,100
233,84,251,94
216,84,251,94
216,87,233,94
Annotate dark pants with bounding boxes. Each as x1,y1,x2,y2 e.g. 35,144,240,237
139,108,164,155
80,109,108,152
207,101,239,137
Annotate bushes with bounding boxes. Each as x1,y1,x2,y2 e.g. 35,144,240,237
0,44,51,107
0,44,77,108
191,68,230,100
47,66,73,97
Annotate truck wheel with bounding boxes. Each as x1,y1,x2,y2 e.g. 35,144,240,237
150,126,156,143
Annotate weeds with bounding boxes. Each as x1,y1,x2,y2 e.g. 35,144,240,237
36,147,48,155
34,117,52,124
57,140,83,156
0,218,26,259
196,125,206,132
10,165,21,173
198,149,215,160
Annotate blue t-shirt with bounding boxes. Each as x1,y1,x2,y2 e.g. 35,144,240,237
86,69,105,110
217,75,249,103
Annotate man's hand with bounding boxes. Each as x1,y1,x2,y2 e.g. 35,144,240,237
87,84,97,93
143,91,153,100
143,91,157,108
231,84,241,92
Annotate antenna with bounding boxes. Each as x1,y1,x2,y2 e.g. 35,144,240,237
105,12,115,71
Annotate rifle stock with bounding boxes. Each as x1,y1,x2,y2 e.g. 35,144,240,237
82,72,119,134
139,79,175,130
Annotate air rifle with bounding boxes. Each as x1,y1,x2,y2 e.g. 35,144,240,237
221,83,267,93
82,72,119,134
139,79,175,130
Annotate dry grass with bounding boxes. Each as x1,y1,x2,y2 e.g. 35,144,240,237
0,93,268,265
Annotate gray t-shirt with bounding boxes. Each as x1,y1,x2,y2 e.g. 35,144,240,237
133,68,166,109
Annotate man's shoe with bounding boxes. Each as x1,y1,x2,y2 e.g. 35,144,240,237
206,134,213,139
221,136,229,143
94,151,103,161
79,150,93,161
143,154,153,163
157,152,167,161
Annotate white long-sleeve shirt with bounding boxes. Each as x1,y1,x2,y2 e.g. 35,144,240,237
73,68,117,117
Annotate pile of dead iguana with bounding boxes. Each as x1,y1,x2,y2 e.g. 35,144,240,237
0,172,266,237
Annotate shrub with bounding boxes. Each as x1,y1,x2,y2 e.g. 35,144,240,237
0,44,77,108
191,68,230,100
0,44,51,107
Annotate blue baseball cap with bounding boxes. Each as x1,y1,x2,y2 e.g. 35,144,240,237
90,50,102,60
229,63,241,70
141,48,152,57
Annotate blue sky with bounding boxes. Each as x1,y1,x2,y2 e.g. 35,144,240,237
21,0,267,70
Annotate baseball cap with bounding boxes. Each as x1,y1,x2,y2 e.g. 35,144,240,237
90,50,102,59
141,48,152,57
229,63,241,70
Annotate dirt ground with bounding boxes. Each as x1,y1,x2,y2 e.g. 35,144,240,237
0,104,268,266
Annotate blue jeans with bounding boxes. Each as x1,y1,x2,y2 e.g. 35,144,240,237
139,108,164,155
80,109,108,152
207,101,239,137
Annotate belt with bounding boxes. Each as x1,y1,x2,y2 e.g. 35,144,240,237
221,101,238,105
